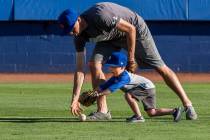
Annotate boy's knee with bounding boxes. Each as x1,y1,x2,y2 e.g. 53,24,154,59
146,109,156,117
124,93,128,99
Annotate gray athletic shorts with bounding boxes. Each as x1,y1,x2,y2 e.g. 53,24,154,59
125,88,156,111
90,23,165,68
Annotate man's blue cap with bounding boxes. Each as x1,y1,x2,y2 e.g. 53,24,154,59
58,9,78,34
105,52,127,67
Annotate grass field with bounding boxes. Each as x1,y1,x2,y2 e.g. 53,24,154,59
0,82,209,140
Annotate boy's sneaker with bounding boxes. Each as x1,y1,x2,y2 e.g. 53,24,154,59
173,107,183,122
87,111,112,121
126,115,145,123
185,106,198,120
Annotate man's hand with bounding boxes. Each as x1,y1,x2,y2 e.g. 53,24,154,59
70,100,83,116
126,60,138,73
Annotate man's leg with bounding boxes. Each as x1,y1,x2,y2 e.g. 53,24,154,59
135,21,197,120
155,65,192,107
87,61,112,120
87,42,121,120
89,61,108,113
155,65,197,120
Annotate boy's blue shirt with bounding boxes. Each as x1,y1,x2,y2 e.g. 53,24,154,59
99,71,130,93
99,70,155,93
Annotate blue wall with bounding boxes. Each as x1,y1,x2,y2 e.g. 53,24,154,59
2,0,210,21
0,0,210,73
0,21,210,73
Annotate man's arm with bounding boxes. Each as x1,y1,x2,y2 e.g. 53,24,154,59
116,19,136,61
71,51,86,116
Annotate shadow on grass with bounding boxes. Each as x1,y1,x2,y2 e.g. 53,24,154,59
0,117,126,123
0,116,193,123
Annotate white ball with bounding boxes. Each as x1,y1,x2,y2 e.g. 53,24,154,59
79,114,86,121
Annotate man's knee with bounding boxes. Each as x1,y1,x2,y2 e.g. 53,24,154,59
155,65,173,76
88,61,102,70
88,61,95,69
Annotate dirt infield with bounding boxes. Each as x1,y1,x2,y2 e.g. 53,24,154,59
0,72,210,83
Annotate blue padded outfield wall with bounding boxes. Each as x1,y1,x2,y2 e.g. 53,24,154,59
0,0,13,20
0,0,210,73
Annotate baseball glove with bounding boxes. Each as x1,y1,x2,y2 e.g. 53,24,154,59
126,60,138,73
78,90,99,107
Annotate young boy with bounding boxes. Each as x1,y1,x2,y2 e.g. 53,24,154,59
90,52,183,123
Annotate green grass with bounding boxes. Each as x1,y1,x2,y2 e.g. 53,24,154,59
0,83,209,140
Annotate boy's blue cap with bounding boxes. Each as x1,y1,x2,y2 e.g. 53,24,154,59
58,9,78,34
105,52,127,67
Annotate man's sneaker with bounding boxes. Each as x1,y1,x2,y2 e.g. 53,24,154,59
185,106,198,120
126,115,145,123
87,111,112,121
173,107,183,122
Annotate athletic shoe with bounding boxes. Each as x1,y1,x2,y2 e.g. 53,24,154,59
126,115,145,123
87,111,112,120
185,106,198,120
173,107,183,122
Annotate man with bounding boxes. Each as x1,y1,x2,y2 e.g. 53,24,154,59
58,2,197,120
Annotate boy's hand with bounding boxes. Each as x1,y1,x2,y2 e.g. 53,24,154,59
79,90,99,107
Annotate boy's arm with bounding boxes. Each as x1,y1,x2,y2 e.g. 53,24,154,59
98,73,130,95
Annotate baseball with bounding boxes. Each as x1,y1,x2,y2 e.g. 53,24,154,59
79,114,86,121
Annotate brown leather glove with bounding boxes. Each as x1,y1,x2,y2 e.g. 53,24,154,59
126,60,138,73
78,90,99,107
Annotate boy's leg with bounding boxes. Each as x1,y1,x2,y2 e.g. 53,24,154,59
146,107,183,122
146,108,174,117
138,88,183,122
124,93,145,123
124,93,142,117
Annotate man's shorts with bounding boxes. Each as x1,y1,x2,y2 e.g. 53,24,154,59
90,41,121,63
125,88,156,111
90,22,165,68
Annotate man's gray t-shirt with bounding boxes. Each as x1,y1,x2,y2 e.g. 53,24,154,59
75,2,145,52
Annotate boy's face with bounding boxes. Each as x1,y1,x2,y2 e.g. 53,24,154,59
109,66,125,76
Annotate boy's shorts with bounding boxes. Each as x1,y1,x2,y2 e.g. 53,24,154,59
126,88,156,111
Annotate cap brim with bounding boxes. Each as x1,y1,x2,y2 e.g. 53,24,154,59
104,63,120,67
